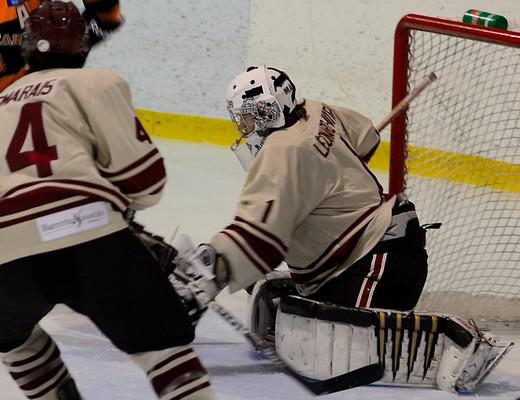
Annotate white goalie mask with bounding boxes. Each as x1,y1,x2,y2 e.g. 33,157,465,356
226,66,297,170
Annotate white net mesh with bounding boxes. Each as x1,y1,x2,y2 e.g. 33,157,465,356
400,28,520,321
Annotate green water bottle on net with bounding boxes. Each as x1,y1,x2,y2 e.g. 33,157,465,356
463,9,508,30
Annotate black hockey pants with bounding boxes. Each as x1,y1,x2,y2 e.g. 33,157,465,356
0,229,194,353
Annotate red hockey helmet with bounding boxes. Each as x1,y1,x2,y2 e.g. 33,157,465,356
22,1,90,70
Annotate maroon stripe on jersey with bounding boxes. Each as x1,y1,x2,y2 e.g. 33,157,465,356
290,226,366,284
339,136,384,198
357,253,385,308
0,199,97,229
109,159,166,194
221,231,272,274
225,224,284,268
0,187,86,217
99,148,160,178
26,369,69,400
0,183,128,218
3,179,128,205
4,337,52,368
290,206,378,272
235,216,288,251
149,353,208,397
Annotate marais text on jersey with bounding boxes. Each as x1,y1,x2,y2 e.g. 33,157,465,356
0,78,56,106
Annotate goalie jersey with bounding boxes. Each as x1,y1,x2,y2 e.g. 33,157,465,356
211,99,395,294
0,68,166,265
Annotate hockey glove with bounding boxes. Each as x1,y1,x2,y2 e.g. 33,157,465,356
171,235,230,323
82,0,124,47
173,234,229,305
176,240,230,303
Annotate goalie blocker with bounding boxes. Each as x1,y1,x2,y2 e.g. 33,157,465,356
276,296,514,393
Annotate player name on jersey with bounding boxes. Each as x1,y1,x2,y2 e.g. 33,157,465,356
0,78,56,105
313,105,337,158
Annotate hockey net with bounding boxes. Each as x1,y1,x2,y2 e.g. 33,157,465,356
390,14,520,322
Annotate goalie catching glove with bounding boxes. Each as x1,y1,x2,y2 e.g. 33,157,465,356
170,234,230,325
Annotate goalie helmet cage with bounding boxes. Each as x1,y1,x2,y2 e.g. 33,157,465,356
389,14,520,323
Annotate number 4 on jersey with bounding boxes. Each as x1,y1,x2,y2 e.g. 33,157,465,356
6,102,58,178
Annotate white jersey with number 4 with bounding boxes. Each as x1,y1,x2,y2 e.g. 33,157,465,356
211,99,396,295
0,68,166,265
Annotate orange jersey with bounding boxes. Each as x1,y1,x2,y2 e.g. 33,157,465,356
0,0,122,92
0,0,40,92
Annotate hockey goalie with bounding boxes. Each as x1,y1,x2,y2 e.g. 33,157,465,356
169,65,514,394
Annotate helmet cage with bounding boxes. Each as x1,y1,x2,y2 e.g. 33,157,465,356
228,97,282,137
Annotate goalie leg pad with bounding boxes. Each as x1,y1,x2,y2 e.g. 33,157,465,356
246,271,297,353
275,296,514,392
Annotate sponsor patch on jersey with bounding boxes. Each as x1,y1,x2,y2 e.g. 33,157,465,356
7,0,27,7
37,202,109,242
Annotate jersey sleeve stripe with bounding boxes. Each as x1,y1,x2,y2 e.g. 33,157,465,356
224,223,285,267
220,231,273,274
107,159,166,194
98,148,160,178
230,219,287,255
234,216,288,251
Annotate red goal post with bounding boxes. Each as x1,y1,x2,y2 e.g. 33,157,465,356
389,14,520,322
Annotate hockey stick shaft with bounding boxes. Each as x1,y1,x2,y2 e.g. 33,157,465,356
375,72,437,132
207,301,274,357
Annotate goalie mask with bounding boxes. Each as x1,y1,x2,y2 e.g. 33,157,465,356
226,66,297,170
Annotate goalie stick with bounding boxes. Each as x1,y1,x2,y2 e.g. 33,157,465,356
172,270,384,395
375,71,437,132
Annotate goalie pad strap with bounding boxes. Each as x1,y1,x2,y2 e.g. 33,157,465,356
280,295,474,348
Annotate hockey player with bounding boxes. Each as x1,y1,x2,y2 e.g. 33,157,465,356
174,66,513,393
0,0,123,92
0,2,215,399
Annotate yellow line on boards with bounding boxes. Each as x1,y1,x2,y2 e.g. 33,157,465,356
406,146,520,193
136,108,237,147
137,108,519,193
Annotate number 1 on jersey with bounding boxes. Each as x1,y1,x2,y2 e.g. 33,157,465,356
262,199,275,223
6,102,58,178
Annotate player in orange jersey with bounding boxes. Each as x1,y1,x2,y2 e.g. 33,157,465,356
0,0,123,92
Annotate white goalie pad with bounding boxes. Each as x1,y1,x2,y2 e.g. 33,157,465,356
276,296,514,393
